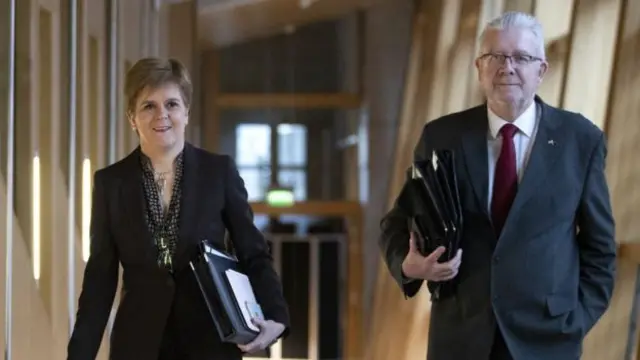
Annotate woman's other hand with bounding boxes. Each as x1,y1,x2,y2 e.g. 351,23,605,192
237,319,286,354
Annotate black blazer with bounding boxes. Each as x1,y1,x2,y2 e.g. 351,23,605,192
379,97,616,360
67,143,290,360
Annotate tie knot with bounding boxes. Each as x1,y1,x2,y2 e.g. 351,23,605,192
500,123,518,139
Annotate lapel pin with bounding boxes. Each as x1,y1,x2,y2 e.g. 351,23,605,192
548,139,556,146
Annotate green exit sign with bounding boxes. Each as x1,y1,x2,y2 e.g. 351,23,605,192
266,188,295,207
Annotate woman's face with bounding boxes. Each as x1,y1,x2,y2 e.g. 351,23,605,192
129,82,188,152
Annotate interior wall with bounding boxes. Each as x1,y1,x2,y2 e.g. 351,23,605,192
359,0,415,322
335,13,361,203
167,1,201,146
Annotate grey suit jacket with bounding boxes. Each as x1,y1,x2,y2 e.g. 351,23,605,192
379,96,616,360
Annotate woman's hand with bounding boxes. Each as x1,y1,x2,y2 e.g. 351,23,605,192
237,319,286,354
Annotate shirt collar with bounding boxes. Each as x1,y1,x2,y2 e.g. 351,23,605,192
139,149,185,173
487,100,537,139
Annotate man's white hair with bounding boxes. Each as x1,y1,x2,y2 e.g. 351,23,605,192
480,11,546,59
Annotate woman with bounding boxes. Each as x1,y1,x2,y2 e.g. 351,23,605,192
67,57,289,360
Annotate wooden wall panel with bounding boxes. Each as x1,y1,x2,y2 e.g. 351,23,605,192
200,50,220,152
503,0,534,12
367,7,430,360
535,0,575,42
582,1,640,357
167,1,201,145
359,0,415,337
568,0,640,357
561,0,622,128
0,178,52,360
536,35,571,107
534,0,575,107
385,4,428,222
583,258,638,360
447,0,483,111
602,0,640,246
422,0,463,123
0,1,9,355
366,7,427,360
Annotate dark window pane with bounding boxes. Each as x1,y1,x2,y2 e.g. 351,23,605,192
281,242,309,358
319,241,341,360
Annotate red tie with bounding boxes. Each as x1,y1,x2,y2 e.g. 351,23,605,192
491,123,518,235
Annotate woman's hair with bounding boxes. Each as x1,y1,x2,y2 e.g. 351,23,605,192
124,57,193,115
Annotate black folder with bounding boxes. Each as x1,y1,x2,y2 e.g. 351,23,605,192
189,240,262,344
396,150,463,299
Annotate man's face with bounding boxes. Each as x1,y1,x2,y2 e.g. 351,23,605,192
475,27,548,107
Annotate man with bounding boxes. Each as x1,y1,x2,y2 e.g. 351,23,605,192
379,11,616,360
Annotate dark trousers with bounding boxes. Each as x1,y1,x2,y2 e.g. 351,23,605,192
489,326,513,360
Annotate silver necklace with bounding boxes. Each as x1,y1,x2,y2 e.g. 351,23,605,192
154,170,172,199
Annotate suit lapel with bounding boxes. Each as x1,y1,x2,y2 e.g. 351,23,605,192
461,106,491,219
503,99,563,232
119,144,206,269
460,98,563,236
174,143,203,269
119,148,156,260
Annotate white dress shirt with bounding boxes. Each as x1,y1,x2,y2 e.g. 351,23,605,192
486,101,539,210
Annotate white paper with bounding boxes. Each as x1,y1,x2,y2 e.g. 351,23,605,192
225,269,261,332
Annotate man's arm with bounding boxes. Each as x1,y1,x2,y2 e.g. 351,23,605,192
576,132,616,332
378,125,432,298
379,202,423,298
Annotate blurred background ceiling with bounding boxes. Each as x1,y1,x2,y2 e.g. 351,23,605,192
197,0,391,47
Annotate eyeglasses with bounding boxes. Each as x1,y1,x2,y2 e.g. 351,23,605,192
479,53,543,66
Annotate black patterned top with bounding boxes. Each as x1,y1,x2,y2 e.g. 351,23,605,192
140,151,184,272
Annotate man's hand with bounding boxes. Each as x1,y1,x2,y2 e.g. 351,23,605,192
401,232,462,282
237,319,286,354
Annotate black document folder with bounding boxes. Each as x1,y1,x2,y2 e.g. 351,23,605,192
189,241,263,344
396,150,463,298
